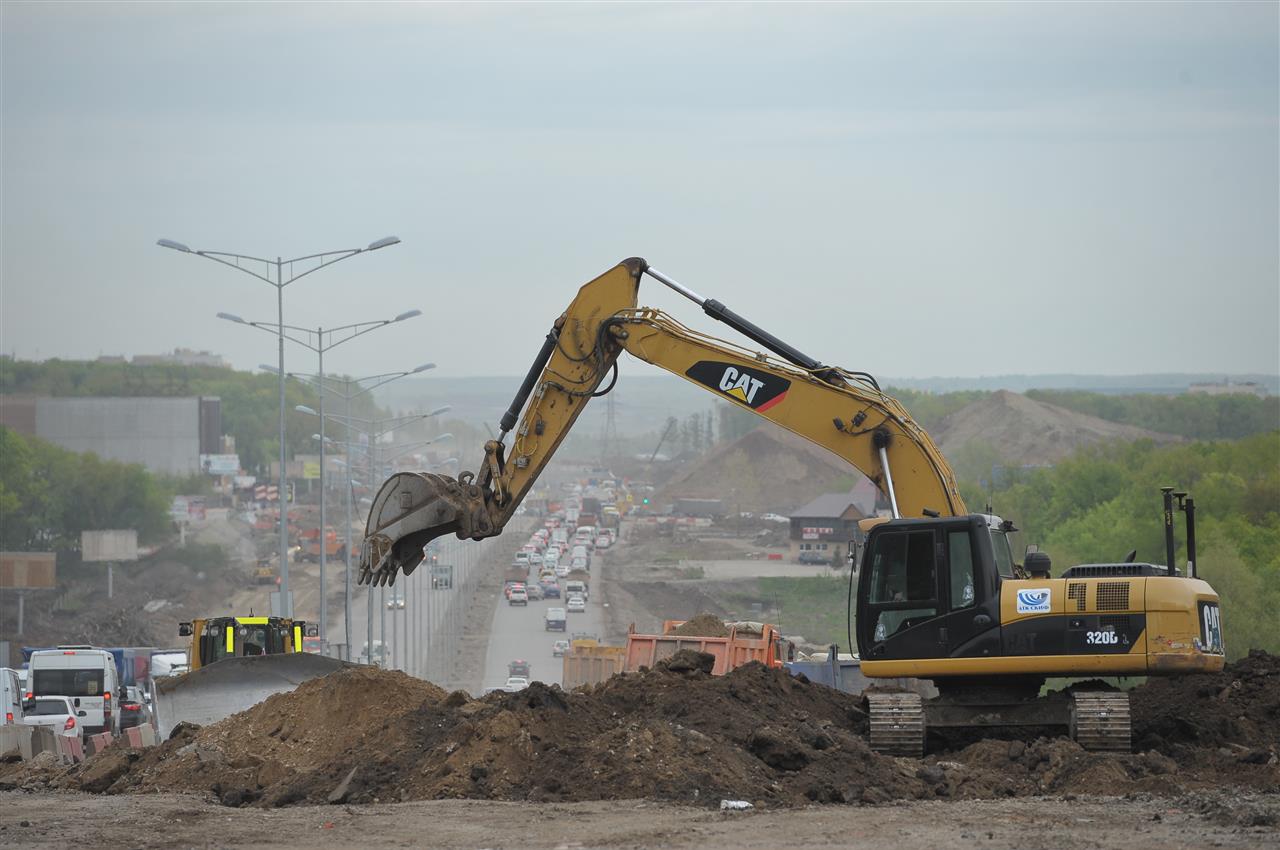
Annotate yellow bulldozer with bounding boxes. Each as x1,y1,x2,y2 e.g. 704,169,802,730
150,616,348,738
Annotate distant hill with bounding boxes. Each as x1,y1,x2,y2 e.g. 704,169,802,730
655,426,866,515
933,390,1181,467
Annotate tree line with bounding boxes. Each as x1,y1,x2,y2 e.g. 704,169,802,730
0,357,392,476
962,432,1280,658
0,427,173,551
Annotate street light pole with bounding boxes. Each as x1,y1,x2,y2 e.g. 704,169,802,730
157,235,401,618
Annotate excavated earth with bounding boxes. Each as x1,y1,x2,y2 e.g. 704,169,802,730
2,651,1276,811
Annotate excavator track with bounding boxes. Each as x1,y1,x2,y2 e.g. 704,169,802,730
866,692,926,757
1070,692,1131,752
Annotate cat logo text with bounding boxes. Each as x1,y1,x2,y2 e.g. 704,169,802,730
685,361,791,412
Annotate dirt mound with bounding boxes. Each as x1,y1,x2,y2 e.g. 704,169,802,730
1132,649,1280,756
670,613,730,637
933,390,1181,466
12,652,1278,810
656,427,863,514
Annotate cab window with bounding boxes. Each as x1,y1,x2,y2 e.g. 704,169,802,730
948,530,976,610
990,529,1015,578
866,530,938,642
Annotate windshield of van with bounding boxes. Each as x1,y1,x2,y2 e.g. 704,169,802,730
33,668,104,697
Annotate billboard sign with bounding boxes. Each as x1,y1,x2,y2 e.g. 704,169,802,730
81,529,138,562
431,563,454,589
170,496,190,521
0,552,56,589
303,460,320,480
200,454,240,475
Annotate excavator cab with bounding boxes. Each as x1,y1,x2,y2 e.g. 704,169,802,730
856,515,1013,664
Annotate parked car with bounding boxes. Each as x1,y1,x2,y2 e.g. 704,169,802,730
798,550,830,565
21,696,81,739
551,640,570,657
509,587,529,606
119,685,151,730
508,660,531,678
567,594,586,614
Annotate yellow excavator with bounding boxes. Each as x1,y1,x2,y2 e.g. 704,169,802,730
358,258,1225,755
150,616,348,739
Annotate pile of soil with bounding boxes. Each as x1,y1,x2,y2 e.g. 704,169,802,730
655,427,863,515
670,613,730,637
6,652,1276,810
933,390,1181,466
1132,649,1280,757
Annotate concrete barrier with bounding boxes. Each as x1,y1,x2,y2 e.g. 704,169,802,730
0,725,25,759
54,732,84,764
85,732,114,757
20,725,57,760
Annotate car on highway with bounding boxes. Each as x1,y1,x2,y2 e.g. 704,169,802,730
119,685,151,730
505,581,526,599
570,556,588,571
564,580,588,600
545,607,567,631
525,582,545,600
566,594,586,614
555,564,570,578
508,660,531,678
541,581,561,598
508,586,529,606
551,640,570,657
503,676,530,692
594,535,611,550
21,696,81,739
798,550,830,565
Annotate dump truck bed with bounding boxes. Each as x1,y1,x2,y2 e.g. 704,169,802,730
623,622,780,675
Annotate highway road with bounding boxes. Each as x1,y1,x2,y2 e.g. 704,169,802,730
479,541,609,691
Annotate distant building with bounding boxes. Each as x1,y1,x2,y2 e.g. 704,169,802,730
1188,379,1268,398
0,396,221,475
787,479,883,565
132,348,230,369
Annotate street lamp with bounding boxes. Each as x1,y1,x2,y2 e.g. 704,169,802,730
278,362,437,654
158,234,400,617
226,313,420,644
296,397,452,660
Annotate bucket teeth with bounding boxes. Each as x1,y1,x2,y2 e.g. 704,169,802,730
357,471,487,586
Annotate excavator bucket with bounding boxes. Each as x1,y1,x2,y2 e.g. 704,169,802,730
150,653,351,740
359,471,490,587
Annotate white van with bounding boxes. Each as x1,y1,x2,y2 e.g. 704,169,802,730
28,647,119,737
1,667,24,726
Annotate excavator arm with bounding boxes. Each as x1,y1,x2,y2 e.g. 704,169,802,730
359,257,965,587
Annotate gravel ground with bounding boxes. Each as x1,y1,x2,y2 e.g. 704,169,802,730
1,790,1276,849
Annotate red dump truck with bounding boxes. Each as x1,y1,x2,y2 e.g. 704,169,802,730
559,620,791,690
625,620,790,675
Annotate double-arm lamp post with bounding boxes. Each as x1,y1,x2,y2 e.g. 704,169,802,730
157,235,401,616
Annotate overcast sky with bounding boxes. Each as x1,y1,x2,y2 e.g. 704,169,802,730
2,2,1277,383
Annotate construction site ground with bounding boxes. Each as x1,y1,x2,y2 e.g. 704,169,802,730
2,790,1276,849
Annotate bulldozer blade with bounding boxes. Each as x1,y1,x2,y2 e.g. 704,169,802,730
150,653,351,740
359,471,488,587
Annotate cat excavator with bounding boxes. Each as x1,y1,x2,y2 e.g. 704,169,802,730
358,257,1225,755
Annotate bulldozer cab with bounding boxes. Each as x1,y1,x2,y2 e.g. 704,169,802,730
179,617,314,670
855,515,1011,663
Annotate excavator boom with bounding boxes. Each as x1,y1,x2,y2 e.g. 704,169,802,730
359,257,963,587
